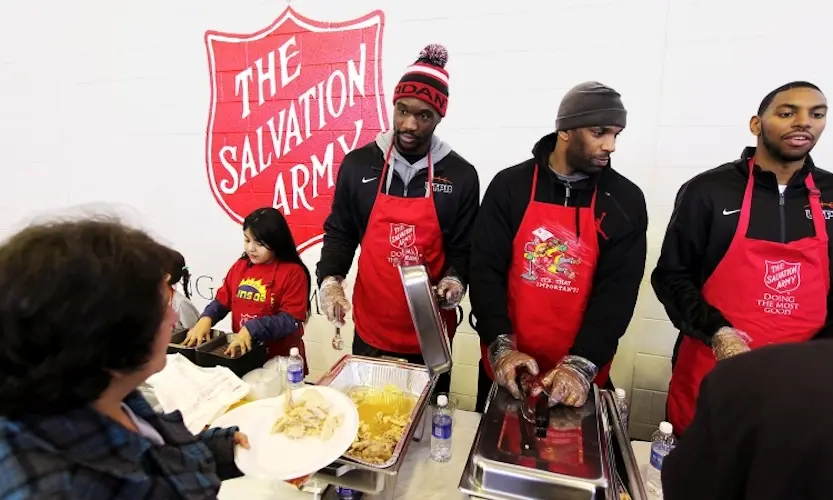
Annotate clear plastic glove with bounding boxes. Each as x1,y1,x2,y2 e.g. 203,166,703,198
540,356,597,408
319,276,351,327
712,327,751,361
436,276,465,310
183,317,213,347
225,327,253,357
489,335,540,400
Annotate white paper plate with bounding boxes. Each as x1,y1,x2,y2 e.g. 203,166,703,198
211,385,359,480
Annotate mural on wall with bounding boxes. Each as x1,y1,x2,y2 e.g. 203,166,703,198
201,8,477,332
204,7,389,253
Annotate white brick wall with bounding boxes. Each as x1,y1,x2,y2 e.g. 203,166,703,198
1,0,831,437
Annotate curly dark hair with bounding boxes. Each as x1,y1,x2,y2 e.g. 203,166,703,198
168,250,192,299
0,217,175,416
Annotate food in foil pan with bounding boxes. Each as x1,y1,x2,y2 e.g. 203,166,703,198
346,385,415,464
317,356,431,468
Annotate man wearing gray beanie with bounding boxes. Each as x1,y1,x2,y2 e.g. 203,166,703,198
469,81,648,413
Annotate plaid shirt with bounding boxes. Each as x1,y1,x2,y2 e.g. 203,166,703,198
0,391,241,499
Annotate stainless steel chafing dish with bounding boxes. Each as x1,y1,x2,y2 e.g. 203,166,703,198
459,383,647,500
311,264,453,499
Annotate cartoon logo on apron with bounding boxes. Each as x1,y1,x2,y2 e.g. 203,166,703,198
387,222,422,267
760,260,802,316
520,226,583,293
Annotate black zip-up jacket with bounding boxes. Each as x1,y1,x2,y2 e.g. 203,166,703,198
469,132,648,369
651,147,833,358
316,141,480,287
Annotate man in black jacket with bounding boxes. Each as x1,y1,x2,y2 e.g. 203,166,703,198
662,340,833,500
653,81,829,436
316,44,479,393
470,81,647,412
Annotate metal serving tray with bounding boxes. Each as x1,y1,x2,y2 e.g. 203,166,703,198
460,384,609,500
310,265,453,498
459,384,647,500
600,390,648,500
316,355,432,469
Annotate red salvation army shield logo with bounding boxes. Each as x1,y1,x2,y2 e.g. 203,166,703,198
389,223,416,249
764,259,802,294
205,8,388,253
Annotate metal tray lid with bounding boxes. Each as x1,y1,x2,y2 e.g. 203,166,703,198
398,264,453,378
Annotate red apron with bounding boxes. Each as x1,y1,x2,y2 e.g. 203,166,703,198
480,164,612,385
352,143,456,354
230,261,308,376
667,159,829,434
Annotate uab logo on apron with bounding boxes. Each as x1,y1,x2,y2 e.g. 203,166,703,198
520,226,584,294
387,223,421,267
759,260,802,316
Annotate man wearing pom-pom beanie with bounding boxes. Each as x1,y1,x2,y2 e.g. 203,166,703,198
316,44,479,392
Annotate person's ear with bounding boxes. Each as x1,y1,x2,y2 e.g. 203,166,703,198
557,130,570,141
749,115,762,137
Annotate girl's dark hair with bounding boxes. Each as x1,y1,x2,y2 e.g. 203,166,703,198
242,207,311,317
168,250,192,299
0,217,174,416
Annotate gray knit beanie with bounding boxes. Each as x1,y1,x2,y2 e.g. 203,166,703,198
556,81,627,131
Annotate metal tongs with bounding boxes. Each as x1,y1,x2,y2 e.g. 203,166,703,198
516,370,551,437
331,303,345,350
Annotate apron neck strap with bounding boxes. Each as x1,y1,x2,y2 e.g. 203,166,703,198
380,142,434,198
743,158,827,239
530,164,540,204
804,172,827,238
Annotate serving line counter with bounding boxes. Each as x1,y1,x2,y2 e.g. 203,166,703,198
219,408,482,500
215,264,647,499
218,405,651,499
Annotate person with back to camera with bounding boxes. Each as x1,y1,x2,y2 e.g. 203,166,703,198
169,250,201,330
0,217,250,498
184,207,312,372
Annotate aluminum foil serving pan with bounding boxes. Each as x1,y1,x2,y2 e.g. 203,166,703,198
316,355,432,469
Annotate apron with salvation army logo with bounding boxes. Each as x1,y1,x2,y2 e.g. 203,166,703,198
667,159,829,435
352,143,456,354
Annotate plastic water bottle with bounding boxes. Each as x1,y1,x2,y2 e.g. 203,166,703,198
431,395,452,462
645,421,677,498
614,388,630,429
287,347,305,391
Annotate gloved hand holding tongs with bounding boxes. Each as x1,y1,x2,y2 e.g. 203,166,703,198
515,369,549,426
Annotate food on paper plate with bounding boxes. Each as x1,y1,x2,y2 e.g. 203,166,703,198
271,387,344,440
344,384,416,464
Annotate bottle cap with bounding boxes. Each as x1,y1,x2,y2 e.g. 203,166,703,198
290,347,300,356
659,421,673,434
437,395,448,407
615,388,626,399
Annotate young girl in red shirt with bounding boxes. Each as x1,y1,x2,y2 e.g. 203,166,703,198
184,208,311,373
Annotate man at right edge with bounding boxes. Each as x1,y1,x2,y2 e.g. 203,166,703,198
652,81,830,436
